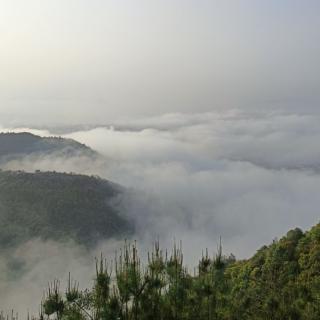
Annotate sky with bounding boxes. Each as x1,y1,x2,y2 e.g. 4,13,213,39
0,0,320,125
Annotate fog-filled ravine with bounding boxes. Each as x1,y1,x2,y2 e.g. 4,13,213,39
1,110,320,315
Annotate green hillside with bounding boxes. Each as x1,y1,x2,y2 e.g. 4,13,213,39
0,132,96,160
0,170,132,250
39,223,320,320
226,224,320,319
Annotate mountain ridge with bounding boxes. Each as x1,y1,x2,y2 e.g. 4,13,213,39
0,132,97,160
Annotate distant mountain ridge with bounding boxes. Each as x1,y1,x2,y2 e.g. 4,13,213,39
0,170,133,250
0,132,97,160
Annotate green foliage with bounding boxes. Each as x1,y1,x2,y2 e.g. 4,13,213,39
0,132,96,159
43,281,65,319
38,223,320,320
0,170,133,251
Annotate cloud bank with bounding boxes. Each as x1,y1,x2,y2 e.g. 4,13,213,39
62,110,320,256
1,110,320,313
3,110,320,256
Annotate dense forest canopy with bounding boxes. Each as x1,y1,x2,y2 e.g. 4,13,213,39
0,170,132,250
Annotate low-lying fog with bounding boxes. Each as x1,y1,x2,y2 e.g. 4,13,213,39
1,110,320,313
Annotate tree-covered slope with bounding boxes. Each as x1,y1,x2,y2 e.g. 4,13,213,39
226,224,320,319
0,170,132,249
38,223,320,320
0,132,96,160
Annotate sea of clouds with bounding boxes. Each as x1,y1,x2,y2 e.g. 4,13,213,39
1,109,320,313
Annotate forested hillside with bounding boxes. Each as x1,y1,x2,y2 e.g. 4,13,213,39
0,170,132,250
0,132,96,160
39,223,320,320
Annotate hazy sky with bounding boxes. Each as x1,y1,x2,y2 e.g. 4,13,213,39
0,0,320,124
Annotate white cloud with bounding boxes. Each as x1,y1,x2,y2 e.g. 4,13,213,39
3,110,320,257
2,110,320,312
